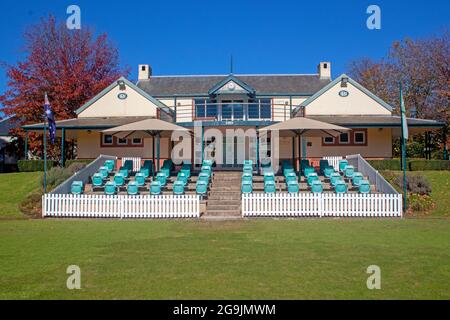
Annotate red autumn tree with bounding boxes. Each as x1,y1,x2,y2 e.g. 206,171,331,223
0,15,128,159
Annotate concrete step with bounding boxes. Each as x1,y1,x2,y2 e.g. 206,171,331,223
207,199,241,206
206,209,241,216
207,204,241,211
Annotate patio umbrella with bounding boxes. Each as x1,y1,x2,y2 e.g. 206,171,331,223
259,117,350,171
102,118,189,176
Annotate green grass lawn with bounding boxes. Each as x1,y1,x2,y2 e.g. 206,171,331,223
0,171,449,299
0,172,41,219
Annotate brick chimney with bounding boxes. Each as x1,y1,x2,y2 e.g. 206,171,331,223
318,62,331,80
138,64,152,80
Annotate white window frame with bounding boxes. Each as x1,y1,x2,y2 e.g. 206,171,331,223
353,131,366,145
339,133,350,144
103,134,113,145
132,137,142,145
117,137,128,145
323,136,335,145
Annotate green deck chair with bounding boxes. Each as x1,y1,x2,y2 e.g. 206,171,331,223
113,173,125,187
173,180,185,195
104,181,117,195
134,172,146,186
243,166,253,175
104,160,115,172
300,159,310,174
202,159,213,167
324,166,335,178
307,172,319,186
352,172,364,187
264,172,275,183
335,180,348,194
264,180,276,193
196,180,208,196
127,181,139,195
319,159,329,175
177,171,189,185
243,160,253,167
71,181,84,195
150,181,161,195
242,172,253,183
311,180,323,193
92,173,103,187
339,159,348,172
198,172,210,183
287,180,299,193
156,172,167,186
285,172,297,184
160,167,170,178
139,167,150,179
344,165,355,179
304,166,315,178
283,167,294,177
330,172,342,188
241,180,253,194
98,166,109,179
118,167,129,178
143,159,153,169
359,180,371,194
162,159,173,171
123,160,133,172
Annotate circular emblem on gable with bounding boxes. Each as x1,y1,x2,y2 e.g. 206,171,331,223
118,93,128,100
339,90,349,97
227,82,236,91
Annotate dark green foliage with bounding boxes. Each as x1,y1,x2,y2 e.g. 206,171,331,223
18,160,57,172
369,159,450,171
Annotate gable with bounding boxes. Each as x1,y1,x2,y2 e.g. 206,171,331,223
208,75,256,95
215,80,247,94
302,74,392,116
77,77,169,118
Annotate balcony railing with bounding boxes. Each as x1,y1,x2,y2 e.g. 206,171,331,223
174,102,298,122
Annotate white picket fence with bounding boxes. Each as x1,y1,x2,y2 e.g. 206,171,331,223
242,193,402,218
323,156,343,171
122,157,141,172
43,194,200,219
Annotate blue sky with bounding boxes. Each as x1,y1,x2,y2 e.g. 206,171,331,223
0,0,448,98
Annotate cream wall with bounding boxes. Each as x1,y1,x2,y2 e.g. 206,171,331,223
273,97,308,121
78,84,160,118
76,130,170,159
304,128,392,158
305,82,391,115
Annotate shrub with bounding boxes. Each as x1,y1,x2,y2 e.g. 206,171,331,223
64,159,92,168
368,160,401,171
408,194,435,213
18,160,57,172
66,162,87,175
393,174,432,195
41,162,87,190
408,160,450,171
369,159,450,171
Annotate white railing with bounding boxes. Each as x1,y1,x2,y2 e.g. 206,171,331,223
43,194,200,219
242,193,402,218
323,156,343,171
122,157,141,172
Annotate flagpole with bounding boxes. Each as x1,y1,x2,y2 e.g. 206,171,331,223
43,93,47,193
399,83,407,212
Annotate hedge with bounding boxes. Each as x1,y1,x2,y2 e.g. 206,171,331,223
369,159,450,171
18,160,57,172
408,160,450,171
368,160,401,171
64,159,92,168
